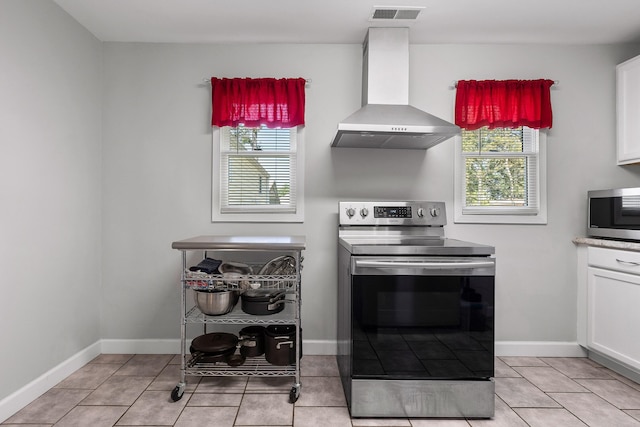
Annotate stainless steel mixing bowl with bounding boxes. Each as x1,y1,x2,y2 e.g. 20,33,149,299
193,289,240,315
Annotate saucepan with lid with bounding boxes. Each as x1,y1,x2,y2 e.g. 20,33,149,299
240,289,286,315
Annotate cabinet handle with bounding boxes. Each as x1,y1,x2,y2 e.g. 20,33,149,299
615,258,640,266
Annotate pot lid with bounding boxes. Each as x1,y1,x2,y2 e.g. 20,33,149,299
265,325,296,336
258,255,297,275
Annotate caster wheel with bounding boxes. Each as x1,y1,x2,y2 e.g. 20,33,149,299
171,385,184,402
289,386,300,403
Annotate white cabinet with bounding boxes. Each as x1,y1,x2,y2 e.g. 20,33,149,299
585,247,640,371
617,54,640,165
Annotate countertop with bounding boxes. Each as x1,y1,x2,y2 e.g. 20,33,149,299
171,235,306,251
573,236,640,252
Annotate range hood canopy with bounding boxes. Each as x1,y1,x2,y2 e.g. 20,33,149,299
331,27,460,149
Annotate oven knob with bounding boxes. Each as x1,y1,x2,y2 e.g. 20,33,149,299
417,208,425,218
430,208,440,217
346,208,356,218
360,208,369,218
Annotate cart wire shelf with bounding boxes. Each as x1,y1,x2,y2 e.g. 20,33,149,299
184,271,298,291
185,356,297,377
185,302,297,324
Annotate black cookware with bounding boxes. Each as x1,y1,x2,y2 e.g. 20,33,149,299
241,289,286,315
264,325,299,366
190,332,239,364
238,325,266,357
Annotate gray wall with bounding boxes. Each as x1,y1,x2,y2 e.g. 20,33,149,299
100,41,640,350
4,0,640,406
0,0,102,401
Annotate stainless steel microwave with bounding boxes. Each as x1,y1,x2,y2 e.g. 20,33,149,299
588,187,640,241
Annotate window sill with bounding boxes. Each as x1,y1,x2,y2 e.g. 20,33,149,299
454,211,547,225
212,211,304,223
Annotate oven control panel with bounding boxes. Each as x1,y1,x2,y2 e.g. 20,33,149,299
339,201,446,226
375,206,411,218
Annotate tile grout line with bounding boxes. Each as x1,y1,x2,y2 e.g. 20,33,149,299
112,357,153,427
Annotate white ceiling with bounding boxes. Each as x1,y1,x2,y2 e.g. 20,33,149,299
53,0,640,45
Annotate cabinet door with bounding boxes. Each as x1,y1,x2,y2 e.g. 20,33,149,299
617,55,640,165
587,266,640,370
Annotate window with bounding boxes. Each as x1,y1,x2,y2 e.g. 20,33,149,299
454,126,547,224
212,124,304,222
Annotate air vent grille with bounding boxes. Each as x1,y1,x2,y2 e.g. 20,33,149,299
370,7,423,21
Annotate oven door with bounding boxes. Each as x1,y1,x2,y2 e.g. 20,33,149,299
350,256,495,381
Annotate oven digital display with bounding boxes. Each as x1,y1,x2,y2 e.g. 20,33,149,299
374,206,412,218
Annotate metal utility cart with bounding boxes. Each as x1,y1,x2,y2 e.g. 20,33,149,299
170,235,305,403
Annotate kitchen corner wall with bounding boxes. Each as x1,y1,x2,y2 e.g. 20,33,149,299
0,0,102,404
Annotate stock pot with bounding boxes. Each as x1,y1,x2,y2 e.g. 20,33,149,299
264,325,298,365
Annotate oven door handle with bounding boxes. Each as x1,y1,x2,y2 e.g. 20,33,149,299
354,260,495,269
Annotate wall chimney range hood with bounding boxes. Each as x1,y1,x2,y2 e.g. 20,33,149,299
331,27,460,149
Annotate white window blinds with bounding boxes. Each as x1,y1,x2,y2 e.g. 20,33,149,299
220,125,297,214
461,126,540,215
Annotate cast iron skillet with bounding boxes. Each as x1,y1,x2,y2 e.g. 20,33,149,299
190,332,245,365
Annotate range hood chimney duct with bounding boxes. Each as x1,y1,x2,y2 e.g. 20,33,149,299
331,27,460,149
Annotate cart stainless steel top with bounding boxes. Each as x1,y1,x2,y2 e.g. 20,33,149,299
171,235,306,251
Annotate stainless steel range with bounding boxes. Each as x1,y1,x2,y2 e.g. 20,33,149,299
337,201,496,418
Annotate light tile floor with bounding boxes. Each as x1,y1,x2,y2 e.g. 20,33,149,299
3,355,640,426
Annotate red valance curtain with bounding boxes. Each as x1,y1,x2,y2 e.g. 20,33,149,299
210,77,306,128
455,79,554,130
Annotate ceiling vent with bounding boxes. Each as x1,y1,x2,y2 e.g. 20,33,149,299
369,7,423,21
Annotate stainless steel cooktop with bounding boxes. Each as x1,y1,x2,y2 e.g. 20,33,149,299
339,237,495,256
338,201,495,256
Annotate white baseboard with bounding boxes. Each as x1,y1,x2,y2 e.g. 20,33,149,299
495,341,588,357
301,340,337,355
99,339,586,358
100,339,183,354
0,341,101,424
0,338,586,423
